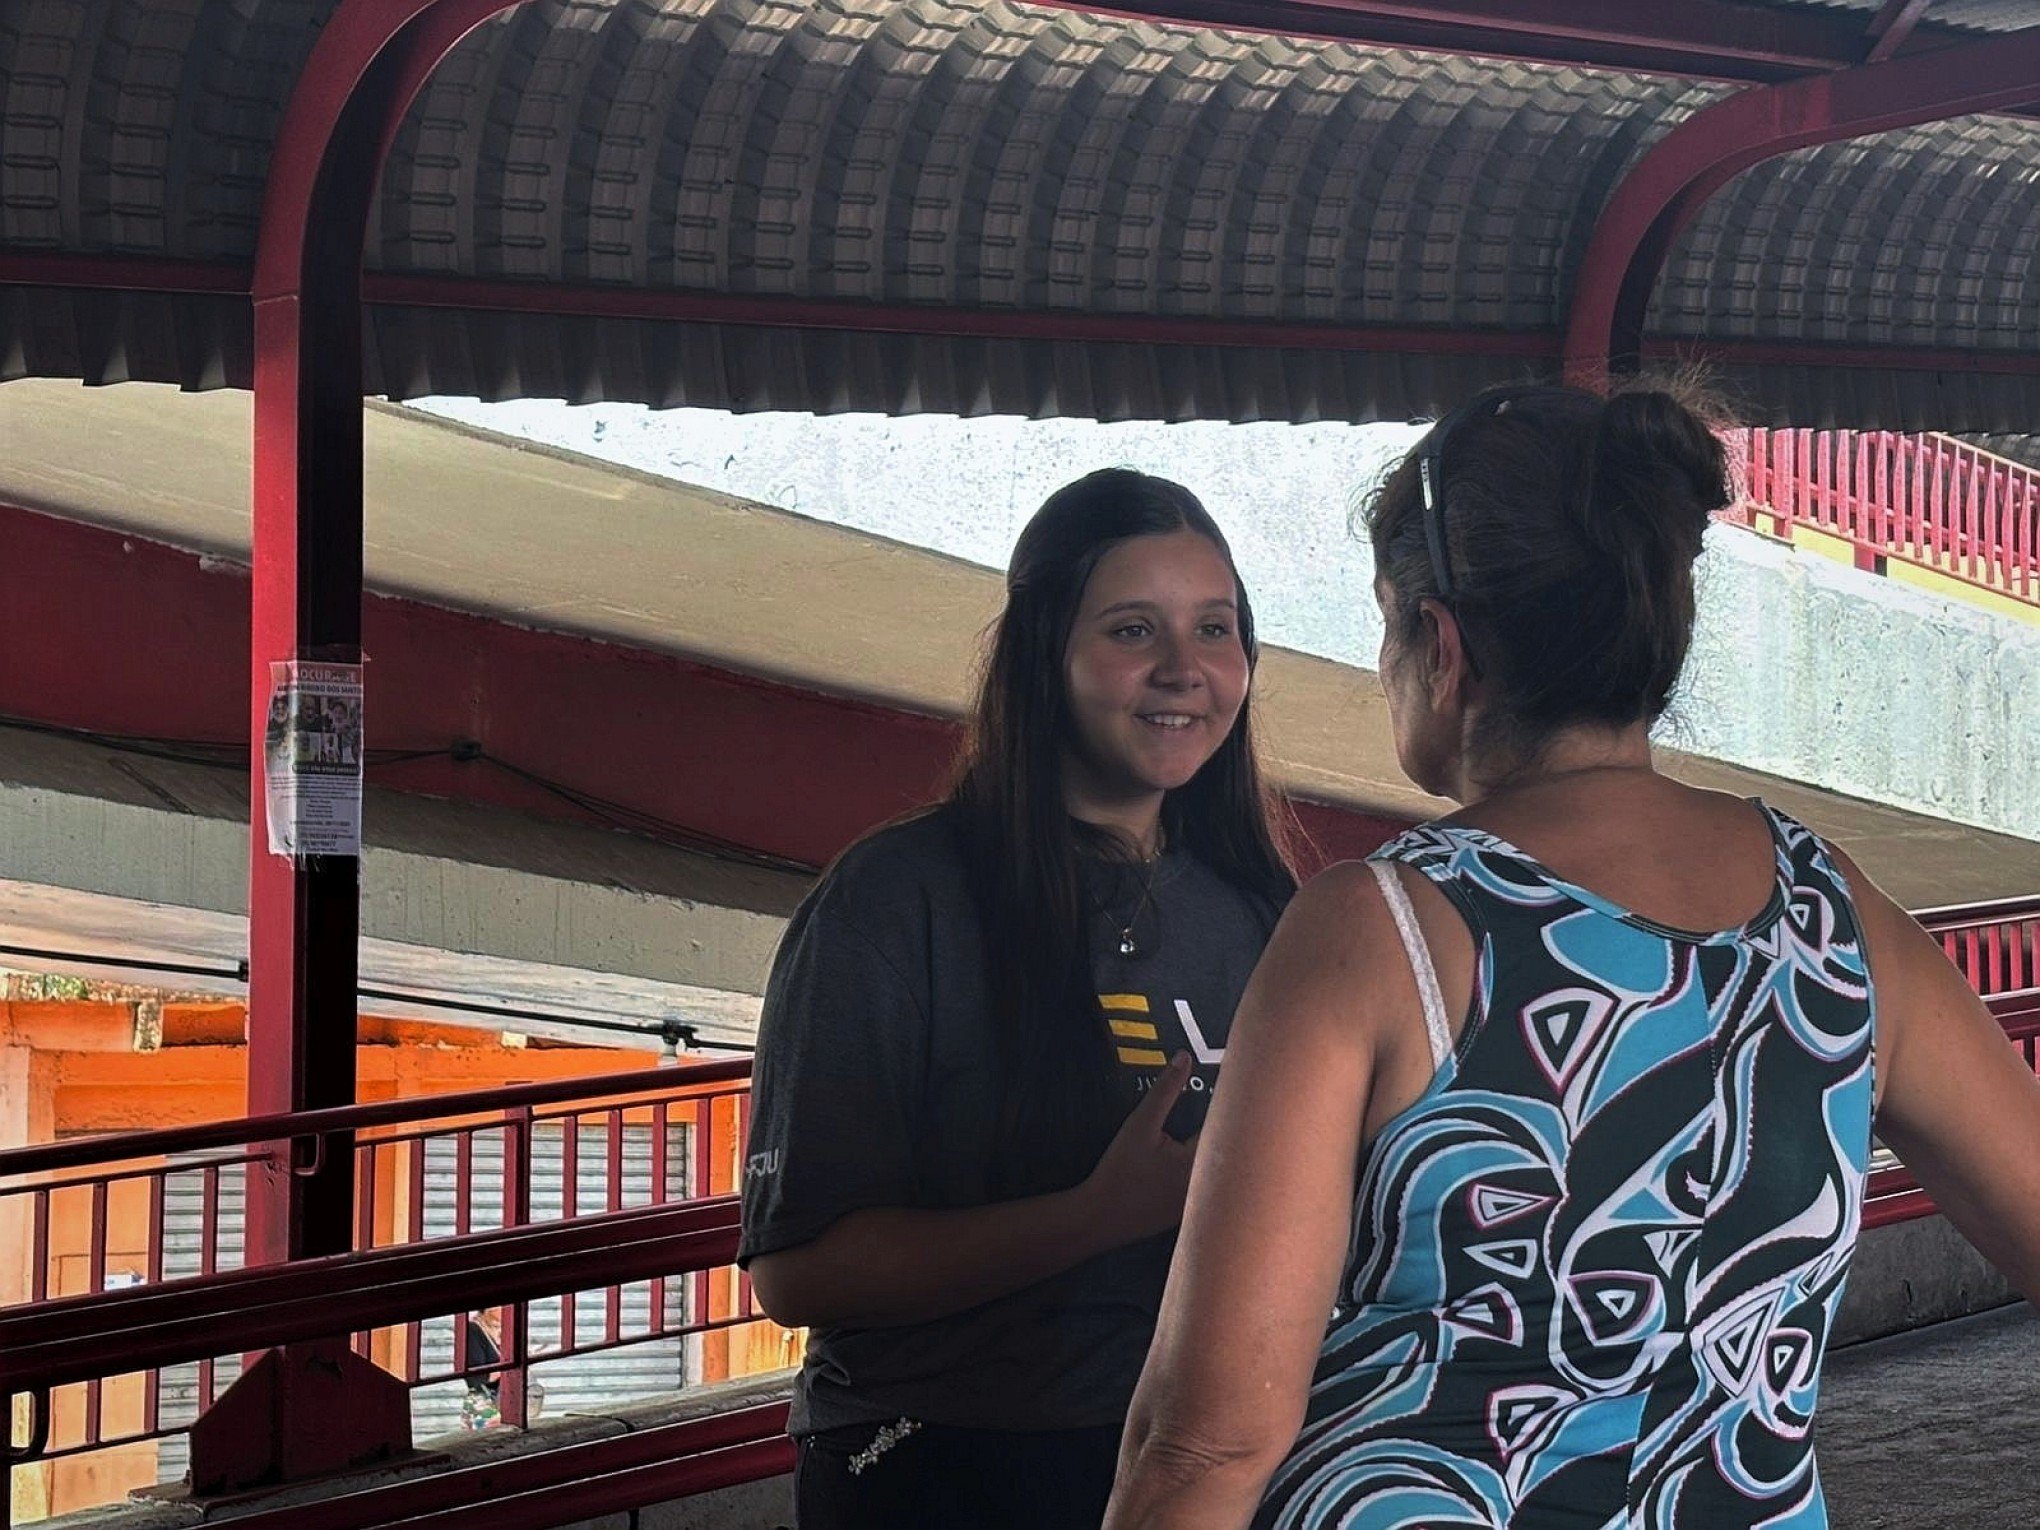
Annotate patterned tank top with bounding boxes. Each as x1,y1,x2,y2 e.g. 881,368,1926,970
1257,804,1876,1529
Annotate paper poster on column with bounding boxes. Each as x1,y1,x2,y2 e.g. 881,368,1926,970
263,660,364,858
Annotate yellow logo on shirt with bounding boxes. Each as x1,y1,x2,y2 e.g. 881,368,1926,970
1101,992,1226,1070
1102,993,1167,1066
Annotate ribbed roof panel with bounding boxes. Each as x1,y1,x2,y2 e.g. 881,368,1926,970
0,0,2034,426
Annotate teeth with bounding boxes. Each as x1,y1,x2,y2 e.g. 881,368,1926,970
1141,714,1194,729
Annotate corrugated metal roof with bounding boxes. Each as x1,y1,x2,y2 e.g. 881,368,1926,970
1748,0,2038,34
1,0,2034,426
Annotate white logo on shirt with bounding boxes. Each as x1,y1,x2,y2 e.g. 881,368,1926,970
746,1148,783,1178
1175,999,1225,1065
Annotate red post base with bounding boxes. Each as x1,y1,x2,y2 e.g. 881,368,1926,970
187,1341,412,1495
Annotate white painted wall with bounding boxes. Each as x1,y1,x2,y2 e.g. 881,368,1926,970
410,401,2040,843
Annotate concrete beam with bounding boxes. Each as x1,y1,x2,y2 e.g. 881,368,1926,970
0,726,787,1051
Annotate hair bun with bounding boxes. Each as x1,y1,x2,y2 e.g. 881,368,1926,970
1594,389,1733,519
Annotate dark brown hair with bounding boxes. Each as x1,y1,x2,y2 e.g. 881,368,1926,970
950,468,1297,1196
1369,381,1732,760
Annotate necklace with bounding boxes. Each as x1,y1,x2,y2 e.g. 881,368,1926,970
1102,850,1163,959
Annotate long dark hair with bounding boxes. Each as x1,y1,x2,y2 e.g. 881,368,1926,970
949,468,1297,1197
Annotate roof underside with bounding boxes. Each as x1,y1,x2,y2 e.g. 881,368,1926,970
1750,0,2033,33
0,0,2036,426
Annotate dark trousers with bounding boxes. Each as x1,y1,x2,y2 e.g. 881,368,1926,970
795,1419,1122,1529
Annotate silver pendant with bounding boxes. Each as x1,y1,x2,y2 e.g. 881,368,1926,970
1118,930,1138,957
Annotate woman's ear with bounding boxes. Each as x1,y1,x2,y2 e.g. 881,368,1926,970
1416,597,1474,712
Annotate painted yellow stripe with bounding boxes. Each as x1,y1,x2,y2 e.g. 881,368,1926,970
1099,993,1151,1014
1116,1046,1168,1067
1109,1018,1159,1040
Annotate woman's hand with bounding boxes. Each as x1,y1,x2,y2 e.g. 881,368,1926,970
749,1054,1199,1330
1080,1052,1200,1241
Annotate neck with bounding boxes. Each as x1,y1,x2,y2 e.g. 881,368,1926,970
1060,761,1166,858
1457,722,1655,806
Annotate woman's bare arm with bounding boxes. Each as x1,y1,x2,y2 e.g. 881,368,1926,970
1849,855,2040,1298
1106,866,1401,1528
751,1056,1197,1328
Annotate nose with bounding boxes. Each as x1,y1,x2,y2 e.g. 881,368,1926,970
1148,629,1203,692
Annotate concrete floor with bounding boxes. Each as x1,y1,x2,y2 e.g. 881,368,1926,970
1819,1302,2040,1528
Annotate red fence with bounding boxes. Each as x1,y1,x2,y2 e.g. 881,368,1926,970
0,1179,784,1530
1732,428,2040,608
0,1061,765,1473
1864,894,2040,1228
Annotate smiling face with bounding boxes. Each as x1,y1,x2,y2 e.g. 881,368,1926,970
1060,528,1250,831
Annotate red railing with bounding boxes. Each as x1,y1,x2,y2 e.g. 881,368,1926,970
1864,895,2040,1228
1918,893,2040,1000
0,1183,790,1529
1731,428,2040,608
0,1059,767,1472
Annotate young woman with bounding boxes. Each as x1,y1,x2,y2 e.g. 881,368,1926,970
1108,385,2040,1527
739,468,1298,1528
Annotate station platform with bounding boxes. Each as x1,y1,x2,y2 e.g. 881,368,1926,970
1822,1302,2040,1529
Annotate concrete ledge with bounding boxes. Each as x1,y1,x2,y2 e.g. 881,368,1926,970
1834,1211,2017,1348
0,724,796,1050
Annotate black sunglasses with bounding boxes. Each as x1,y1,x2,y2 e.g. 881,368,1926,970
1415,387,1538,603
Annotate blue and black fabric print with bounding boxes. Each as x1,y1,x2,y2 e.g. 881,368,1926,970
1257,804,1876,1530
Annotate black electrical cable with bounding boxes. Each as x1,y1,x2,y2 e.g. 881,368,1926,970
353,985,753,1054
0,942,244,982
0,942,754,1053
0,713,818,877
471,752,817,876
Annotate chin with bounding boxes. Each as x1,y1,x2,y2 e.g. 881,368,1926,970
1137,746,1221,795
1397,747,1451,802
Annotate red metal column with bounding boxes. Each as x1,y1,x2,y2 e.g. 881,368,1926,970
201,0,530,1496
244,0,528,1268
1561,27,2040,390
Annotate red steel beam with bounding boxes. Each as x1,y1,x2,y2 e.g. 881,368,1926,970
364,272,1560,356
0,253,248,294
1562,25,2040,390
226,0,534,1498
243,0,531,1271
1866,0,1935,65
7,254,2040,380
1643,337,2040,379
0,502,1406,886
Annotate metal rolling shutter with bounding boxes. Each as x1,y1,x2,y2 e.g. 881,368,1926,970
411,1119,697,1442
156,1117,695,1478
156,1160,246,1483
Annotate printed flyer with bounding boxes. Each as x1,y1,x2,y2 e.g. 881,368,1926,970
262,660,364,858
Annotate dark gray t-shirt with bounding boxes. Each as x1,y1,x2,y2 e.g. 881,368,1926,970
737,808,1282,1435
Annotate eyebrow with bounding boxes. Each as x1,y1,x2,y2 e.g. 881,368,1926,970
1092,597,1238,618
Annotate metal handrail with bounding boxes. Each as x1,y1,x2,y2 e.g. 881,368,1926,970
209,1399,795,1530
0,1054,753,1180
1734,425,2040,606
0,1195,740,1394
1913,893,2040,930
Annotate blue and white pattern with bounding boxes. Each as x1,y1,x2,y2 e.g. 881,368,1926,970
1257,805,1875,1529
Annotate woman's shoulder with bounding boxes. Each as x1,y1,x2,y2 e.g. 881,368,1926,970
804,805,974,925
